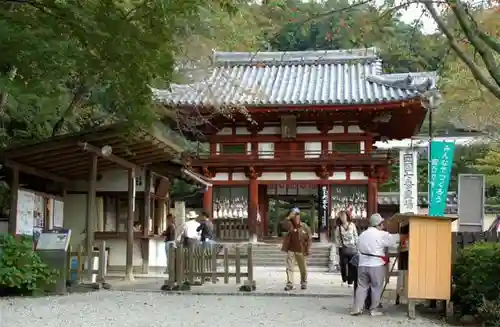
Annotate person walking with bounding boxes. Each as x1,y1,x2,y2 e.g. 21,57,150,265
177,211,201,248
281,208,312,291
197,211,216,248
162,214,176,273
351,213,399,316
334,210,358,287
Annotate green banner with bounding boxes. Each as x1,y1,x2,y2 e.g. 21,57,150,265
429,141,455,216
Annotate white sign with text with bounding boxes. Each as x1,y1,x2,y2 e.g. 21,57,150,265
399,150,418,214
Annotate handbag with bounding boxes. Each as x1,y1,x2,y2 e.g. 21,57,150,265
338,224,357,257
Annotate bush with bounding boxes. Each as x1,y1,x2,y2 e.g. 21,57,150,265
0,233,57,296
453,242,500,316
479,299,500,327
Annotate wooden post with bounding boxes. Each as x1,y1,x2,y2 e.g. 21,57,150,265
77,245,83,282
85,154,97,282
223,247,229,284
247,244,253,284
97,196,107,284
248,178,258,243
367,178,378,218
125,168,135,281
8,166,19,235
203,186,213,215
235,247,241,284
142,169,151,274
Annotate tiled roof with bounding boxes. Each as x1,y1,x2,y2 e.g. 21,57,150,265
154,48,437,107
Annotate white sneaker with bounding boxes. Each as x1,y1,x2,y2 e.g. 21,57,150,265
350,309,362,316
370,310,383,316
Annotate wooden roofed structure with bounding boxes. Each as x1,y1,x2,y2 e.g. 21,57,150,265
0,122,209,281
152,47,439,242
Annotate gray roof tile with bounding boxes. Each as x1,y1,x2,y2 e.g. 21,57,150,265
154,48,437,107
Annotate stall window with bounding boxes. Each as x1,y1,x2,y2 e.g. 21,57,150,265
330,185,367,219
213,186,248,219
221,144,246,154
331,142,361,154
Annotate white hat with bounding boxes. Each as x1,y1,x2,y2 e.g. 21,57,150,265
186,211,198,220
369,213,384,227
292,207,300,214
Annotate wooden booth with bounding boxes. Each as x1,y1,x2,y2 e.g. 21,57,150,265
387,213,456,319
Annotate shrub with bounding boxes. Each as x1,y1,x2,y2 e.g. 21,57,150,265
453,241,500,316
0,233,57,296
479,299,500,327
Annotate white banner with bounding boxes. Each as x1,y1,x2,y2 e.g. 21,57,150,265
399,150,418,213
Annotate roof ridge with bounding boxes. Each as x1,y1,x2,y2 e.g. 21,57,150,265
212,48,380,66
366,74,435,92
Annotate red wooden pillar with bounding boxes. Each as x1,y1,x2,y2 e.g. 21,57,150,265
203,186,213,215
258,185,268,238
368,178,378,218
248,177,259,241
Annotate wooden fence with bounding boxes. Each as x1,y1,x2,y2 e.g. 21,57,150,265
451,231,500,262
66,245,100,282
214,219,249,241
167,243,254,286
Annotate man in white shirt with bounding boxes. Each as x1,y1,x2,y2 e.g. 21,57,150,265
351,213,399,316
177,211,201,247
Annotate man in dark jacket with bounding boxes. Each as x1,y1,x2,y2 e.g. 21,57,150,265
197,211,215,248
281,208,311,291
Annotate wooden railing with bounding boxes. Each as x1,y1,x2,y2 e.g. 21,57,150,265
214,219,249,241
164,243,254,290
67,245,100,283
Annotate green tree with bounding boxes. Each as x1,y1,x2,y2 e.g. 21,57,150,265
0,0,265,148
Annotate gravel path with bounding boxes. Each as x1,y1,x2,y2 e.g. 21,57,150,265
1,292,445,327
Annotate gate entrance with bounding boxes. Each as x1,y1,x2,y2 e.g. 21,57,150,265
267,184,327,242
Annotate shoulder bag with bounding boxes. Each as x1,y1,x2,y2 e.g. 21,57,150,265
338,224,357,257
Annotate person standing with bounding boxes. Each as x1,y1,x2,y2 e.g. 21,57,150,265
162,214,176,272
281,208,312,291
351,213,399,316
197,211,215,248
334,210,358,287
177,211,201,248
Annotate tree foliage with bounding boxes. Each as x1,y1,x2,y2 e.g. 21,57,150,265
439,7,500,135
0,0,265,148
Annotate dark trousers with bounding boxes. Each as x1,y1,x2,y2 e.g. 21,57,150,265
353,266,373,310
338,247,356,284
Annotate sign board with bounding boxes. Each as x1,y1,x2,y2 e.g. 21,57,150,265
399,150,418,213
458,174,484,232
36,229,72,251
52,200,64,228
429,141,455,216
318,185,329,229
16,189,35,236
268,184,317,196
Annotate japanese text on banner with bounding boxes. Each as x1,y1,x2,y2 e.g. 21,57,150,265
399,150,418,214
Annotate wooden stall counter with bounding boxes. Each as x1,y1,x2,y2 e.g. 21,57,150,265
388,213,457,319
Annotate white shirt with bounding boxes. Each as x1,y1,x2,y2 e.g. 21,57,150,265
179,220,201,240
357,227,398,267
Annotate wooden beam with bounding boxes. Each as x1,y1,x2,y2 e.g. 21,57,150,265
4,159,71,184
8,166,19,235
77,141,141,173
85,154,98,282
3,130,123,159
125,168,135,281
